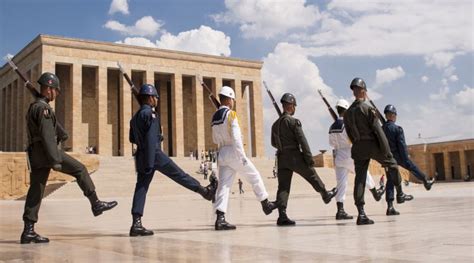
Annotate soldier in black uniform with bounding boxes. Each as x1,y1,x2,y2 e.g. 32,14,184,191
21,73,118,244
382,104,435,215
271,93,337,226
128,84,217,236
343,78,412,225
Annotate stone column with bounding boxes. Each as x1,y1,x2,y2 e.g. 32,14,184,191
121,68,133,157
192,76,205,155
443,150,452,181
69,64,85,152
172,73,184,157
12,80,19,151
0,86,4,151
460,150,467,178
97,66,112,156
233,78,250,156
251,80,265,157
7,84,13,151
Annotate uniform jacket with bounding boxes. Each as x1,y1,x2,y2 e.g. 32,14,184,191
26,97,63,168
211,106,246,162
343,99,391,156
328,117,353,169
129,104,168,174
382,120,409,164
271,112,314,166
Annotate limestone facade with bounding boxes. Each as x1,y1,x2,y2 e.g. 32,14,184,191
0,35,265,157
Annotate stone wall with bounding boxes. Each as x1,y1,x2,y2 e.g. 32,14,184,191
0,152,99,200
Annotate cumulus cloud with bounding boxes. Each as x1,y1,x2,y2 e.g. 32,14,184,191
305,0,472,60
262,42,337,155
421,76,429,83
212,0,320,39
104,16,163,37
115,26,231,57
453,86,474,108
449,75,459,82
109,0,129,15
156,26,231,56
429,86,449,101
374,66,405,88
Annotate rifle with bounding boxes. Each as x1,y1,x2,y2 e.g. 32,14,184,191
4,55,68,142
317,89,338,121
197,75,220,109
117,62,140,102
262,81,282,117
366,95,386,124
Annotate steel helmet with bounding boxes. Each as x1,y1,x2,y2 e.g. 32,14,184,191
336,99,350,110
280,93,297,106
384,104,397,115
350,78,366,90
138,84,159,98
219,86,235,99
38,72,60,91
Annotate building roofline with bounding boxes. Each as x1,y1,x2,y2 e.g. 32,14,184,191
1,34,263,74
409,138,474,147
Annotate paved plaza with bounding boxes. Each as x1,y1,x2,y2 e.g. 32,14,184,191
0,157,473,262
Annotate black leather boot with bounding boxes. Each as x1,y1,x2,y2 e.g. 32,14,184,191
335,202,353,220
322,187,338,204
276,209,296,226
129,214,154,236
87,192,118,216
423,177,435,191
386,201,400,216
20,220,49,244
215,210,236,230
261,199,278,215
395,186,414,204
356,205,374,225
370,186,385,202
198,175,218,202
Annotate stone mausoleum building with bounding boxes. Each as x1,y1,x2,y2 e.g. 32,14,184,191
0,35,265,158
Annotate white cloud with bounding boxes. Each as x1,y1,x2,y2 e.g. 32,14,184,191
441,78,448,86
453,86,474,108
449,75,459,82
212,0,320,39
429,86,449,100
421,76,429,83
115,26,232,57
109,0,129,15
156,26,231,56
305,1,472,59
374,66,405,88
115,37,157,48
104,16,163,37
262,42,336,155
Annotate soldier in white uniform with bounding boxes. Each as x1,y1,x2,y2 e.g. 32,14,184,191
211,86,277,230
329,99,385,220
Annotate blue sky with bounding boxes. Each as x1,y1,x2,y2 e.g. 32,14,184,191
1,0,473,157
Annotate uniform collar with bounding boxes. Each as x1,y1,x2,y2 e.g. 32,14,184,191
37,95,50,104
141,104,152,110
219,105,230,110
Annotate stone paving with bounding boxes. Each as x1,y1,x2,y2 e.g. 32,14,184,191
0,157,473,262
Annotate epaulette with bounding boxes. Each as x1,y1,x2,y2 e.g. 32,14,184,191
211,108,230,126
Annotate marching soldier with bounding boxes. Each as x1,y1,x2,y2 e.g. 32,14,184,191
129,84,217,236
212,86,277,230
21,72,117,244
343,78,411,225
271,93,337,226
329,99,385,220
382,104,435,215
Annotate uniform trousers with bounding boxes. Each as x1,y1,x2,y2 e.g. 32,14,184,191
352,140,401,206
276,150,326,210
132,156,201,216
386,159,427,201
335,166,376,203
23,152,96,223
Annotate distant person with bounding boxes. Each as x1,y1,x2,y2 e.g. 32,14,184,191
238,179,244,194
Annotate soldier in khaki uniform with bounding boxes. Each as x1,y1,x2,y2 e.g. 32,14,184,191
21,73,117,244
343,78,411,225
271,93,337,226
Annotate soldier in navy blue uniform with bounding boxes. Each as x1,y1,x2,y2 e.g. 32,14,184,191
382,104,435,215
129,84,217,236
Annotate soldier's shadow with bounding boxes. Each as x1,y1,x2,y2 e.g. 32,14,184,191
0,240,21,244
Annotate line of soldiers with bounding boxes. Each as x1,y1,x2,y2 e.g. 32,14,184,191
19,72,433,244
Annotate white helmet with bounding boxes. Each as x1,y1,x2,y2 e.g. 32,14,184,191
336,99,350,110
219,86,235,99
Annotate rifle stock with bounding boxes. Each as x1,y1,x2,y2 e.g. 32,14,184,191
4,55,68,142
197,75,220,109
317,89,338,121
262,81,282,117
